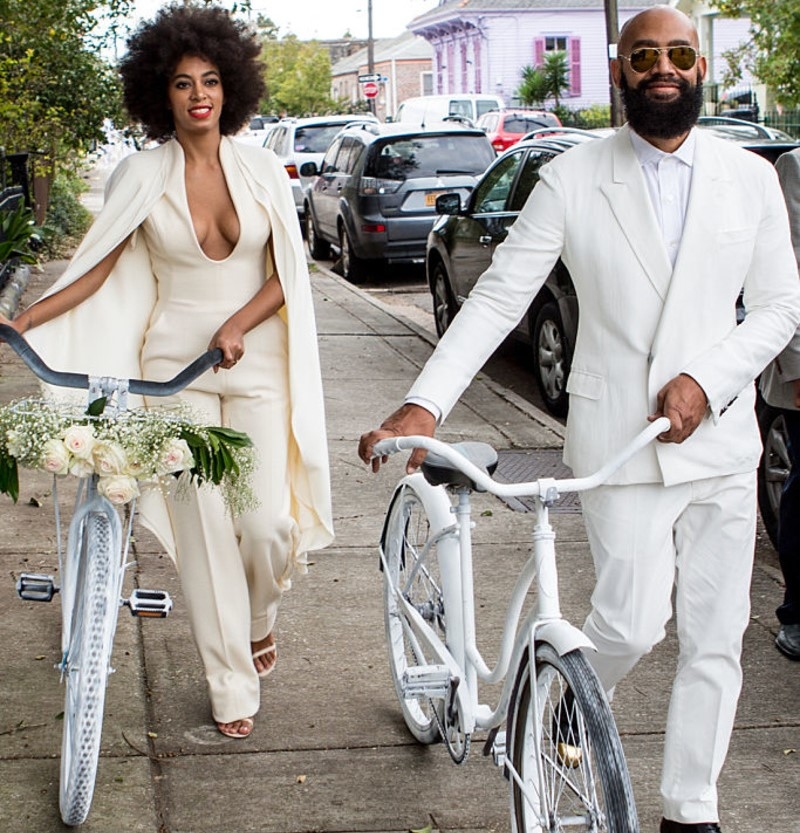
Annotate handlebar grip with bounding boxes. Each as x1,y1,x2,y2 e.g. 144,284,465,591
372,437,403,458
0,323,223,396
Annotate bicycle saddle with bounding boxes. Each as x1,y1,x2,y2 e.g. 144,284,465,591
421,441,498,491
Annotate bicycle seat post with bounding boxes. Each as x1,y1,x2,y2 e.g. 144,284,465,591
452,486,480,706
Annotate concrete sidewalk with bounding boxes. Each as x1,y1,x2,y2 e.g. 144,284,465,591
0,255,798,833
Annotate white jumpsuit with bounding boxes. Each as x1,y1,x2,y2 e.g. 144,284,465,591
140,141,296,723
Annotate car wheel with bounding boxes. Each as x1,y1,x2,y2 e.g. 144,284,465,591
531,301,570,418
431,260,458,337
758,401,789,550
305,207,331,260
338,225,364,283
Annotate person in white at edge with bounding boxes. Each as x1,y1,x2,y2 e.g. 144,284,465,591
359,7,800,832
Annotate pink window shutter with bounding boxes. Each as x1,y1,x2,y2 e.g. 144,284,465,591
569,37,581,96
534,37,545,68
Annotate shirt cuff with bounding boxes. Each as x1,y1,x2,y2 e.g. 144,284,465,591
404,396,443,424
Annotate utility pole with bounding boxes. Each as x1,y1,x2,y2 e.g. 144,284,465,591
604,0,624,127
367,0,376,115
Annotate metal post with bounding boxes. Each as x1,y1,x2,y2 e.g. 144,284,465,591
604,0,624,127
367,0,376,115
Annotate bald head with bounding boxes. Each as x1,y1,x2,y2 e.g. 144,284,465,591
619,5,699,55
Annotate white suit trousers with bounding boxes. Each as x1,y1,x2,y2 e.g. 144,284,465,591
579,472,757,824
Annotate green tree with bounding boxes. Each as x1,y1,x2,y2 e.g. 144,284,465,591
516,50,571,109
712,0,800,105
0,0,129,159
260,35,336,116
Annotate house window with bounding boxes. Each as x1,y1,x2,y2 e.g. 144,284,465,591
421,71,433,96
533,35,582,97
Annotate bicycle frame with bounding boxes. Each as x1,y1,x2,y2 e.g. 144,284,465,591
377,417,670,737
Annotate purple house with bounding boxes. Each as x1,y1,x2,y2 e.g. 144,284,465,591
408,0,753,111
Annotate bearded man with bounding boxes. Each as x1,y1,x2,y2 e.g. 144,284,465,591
359,6,800,831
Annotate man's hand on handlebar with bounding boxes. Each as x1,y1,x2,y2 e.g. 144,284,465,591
358,403,437,474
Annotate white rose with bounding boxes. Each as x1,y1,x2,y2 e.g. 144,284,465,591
69,457,95,478
98,475,140,505
6,429,22,458
156,438,194,476
63,424,96,460
41,439,71,475
125,456,149,479
93,441,128,476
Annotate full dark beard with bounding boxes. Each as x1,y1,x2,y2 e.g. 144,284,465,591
620,73,704,139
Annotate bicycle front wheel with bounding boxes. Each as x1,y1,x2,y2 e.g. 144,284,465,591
60,509,118,826
381,476,453,744
508,642,638,833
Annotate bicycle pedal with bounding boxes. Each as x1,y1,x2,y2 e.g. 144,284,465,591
124,588,173,618
16,573,58,602
401,664,451,699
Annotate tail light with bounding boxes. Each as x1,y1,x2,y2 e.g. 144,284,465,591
359,176,402,195
361,223,386,234
285,164,299,179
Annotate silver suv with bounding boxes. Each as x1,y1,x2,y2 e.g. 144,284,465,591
301,122,495,281
262,114,378,221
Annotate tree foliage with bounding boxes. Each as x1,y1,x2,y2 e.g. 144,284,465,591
0,0,132,162
712,0,800,105
516,51,570,109
257,17,337,116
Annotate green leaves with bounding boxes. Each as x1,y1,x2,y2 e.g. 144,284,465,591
85,397,107,417
0,204,40,265
179,426,251,486
0,451,19,502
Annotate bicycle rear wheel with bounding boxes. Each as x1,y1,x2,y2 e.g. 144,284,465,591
508,642,638,833
59,508,119,826
381,476,453,744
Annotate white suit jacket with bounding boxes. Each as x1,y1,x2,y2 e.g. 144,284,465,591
408,125,800,486
27,138,334,558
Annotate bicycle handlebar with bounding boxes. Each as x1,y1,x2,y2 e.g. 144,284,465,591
372,416,671,498
0,323,223,397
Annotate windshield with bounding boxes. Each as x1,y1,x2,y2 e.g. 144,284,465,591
367,135,494,181
504,114,560,134
293,124,352,153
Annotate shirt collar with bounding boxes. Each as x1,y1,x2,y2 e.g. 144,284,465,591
628,126,696,168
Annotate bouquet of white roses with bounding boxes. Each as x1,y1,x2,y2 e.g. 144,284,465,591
0,397,258,515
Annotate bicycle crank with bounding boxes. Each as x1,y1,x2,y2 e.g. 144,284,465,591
434,675,470,764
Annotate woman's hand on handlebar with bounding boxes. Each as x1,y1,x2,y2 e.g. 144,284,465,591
358,403,437,474
0,314,22,339
208,321,245,373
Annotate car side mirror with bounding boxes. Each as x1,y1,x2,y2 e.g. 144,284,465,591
299,161,318,177
435,192,462,215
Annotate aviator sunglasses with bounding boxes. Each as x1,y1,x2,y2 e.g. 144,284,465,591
618,45,699,73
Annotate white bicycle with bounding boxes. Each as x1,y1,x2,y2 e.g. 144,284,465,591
373,417,669,833
1,323,222,826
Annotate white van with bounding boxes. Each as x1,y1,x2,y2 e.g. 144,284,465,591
393,94,505,127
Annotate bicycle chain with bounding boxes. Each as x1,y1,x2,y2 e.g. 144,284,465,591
430,681,470,765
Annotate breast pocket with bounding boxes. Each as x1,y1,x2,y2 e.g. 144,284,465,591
714,228,757,268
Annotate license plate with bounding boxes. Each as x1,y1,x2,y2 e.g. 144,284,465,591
425,191,445,207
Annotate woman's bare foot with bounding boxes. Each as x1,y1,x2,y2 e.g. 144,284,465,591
217,716,254,738
251,632,277,677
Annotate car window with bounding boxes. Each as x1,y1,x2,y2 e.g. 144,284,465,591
471,151,524,214
335,137,364,175
504,115,560,134
368,135,495,181
294,124,350,154
476,99,501,118
508,150,559,212
448,99,473,119
321,138,344,174
265,126,286,154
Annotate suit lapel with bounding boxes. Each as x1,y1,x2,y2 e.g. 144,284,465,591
600,126,672,301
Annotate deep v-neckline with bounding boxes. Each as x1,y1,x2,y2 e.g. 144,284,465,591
179,142,241,263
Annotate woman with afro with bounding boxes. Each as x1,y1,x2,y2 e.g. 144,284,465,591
1,4,334,738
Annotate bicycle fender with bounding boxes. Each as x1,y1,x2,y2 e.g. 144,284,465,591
533,620,595,656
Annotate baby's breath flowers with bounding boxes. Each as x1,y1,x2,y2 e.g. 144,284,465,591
0,398,257,515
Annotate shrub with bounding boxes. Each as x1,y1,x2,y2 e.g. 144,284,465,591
40,169,92,259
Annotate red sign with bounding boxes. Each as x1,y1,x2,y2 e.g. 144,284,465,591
363,81,379,99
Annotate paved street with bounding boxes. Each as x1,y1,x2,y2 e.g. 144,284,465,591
0,164,797,832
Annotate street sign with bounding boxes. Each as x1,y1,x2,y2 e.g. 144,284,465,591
358,73,381,82
363,81,379,99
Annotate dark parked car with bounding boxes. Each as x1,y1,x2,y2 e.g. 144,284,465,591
426,129,599,416
302,122,495,281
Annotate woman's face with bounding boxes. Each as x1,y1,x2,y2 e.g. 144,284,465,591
167,54,224,137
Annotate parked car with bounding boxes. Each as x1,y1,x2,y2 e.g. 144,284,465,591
757,395,790,549
426,130,598,416
302,122,496,281
392,94,505,127
262,114,379,221
696,116,799,162
477,108,563,153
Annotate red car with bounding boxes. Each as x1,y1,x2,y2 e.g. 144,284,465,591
477,109,563,153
